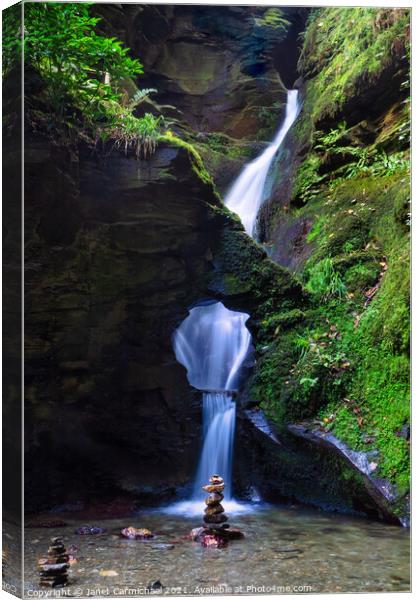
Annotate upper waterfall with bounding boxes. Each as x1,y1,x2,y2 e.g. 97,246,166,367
225,89,300,238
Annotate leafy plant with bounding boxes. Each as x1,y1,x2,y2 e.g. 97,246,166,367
315,121,348,150
306,258,347,299
255,8,291,35
105,111,165,158
2,2,22,76
22,2,143,124
127,88,158,110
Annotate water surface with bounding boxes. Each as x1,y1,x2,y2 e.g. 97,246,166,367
22,506,410,596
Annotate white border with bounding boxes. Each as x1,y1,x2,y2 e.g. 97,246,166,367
0,2,413,600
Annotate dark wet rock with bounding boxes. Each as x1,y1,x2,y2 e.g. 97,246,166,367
26,520,68,528
203,513,228,525
191,475,245,545
244,409,281,445
217,528,244,541
75,526,107,536
95,5,298,138
147,580,164,593
288,423,409,526
236,409,409,525
397,424,410,441
22,133,302,513
205,492,224,505
202,475,228,525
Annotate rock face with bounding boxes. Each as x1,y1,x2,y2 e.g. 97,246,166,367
95,5,304,137
21,132,301,512
236,409,405,524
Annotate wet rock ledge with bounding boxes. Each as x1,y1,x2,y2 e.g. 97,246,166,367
237,409,409,526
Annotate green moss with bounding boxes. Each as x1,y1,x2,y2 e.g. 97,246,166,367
251,7,410,499
299,8,410,123
254,169,409,493
292,153,323,204
158,132,214,187
344,261,380,293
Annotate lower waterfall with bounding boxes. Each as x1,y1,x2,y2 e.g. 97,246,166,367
173,302,251,501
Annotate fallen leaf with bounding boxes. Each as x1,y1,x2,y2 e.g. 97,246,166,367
100,570,119,577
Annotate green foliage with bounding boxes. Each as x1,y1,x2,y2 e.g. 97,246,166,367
255,8,291,35
315,121,348,150
344,262,380,293
253,6,411,499
255,168,410,491
23,2,143,122
299,8,410,122
292,154,323,204
2,2,22,76
128,88,158,110
6,2,169,157
305,258,346,299
108,112,164,158
342,150,410,180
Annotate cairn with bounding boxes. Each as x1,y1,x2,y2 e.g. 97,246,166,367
190,475,244,546
203,475,228,527
38,537,69,588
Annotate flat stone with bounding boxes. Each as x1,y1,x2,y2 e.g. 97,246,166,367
205,493,224,505
203,513,228,524
204,504,225,516
202,483,225,493
209,475,224,484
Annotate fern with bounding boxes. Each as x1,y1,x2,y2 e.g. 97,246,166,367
128,88,158,109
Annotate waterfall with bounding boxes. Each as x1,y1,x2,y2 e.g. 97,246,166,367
193,392,236,500
225,90,300,238
171,90,299,510
173,302,251,500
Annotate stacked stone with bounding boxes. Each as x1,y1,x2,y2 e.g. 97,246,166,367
38,537,69,588
202,475,228,527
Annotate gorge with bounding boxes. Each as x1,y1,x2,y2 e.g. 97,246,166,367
2,4,411,594
6,2,408,523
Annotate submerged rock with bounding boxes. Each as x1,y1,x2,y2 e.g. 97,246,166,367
75,525,107,536
121,526,153,540
190,527,205,542
201,534,226,548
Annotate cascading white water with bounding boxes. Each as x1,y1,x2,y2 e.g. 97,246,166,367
170,90,299,512
173,302,251,500
193,392,236,500
173,302,251,392
225,90,300,238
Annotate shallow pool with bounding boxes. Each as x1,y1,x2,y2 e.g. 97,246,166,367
21,505,410,596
